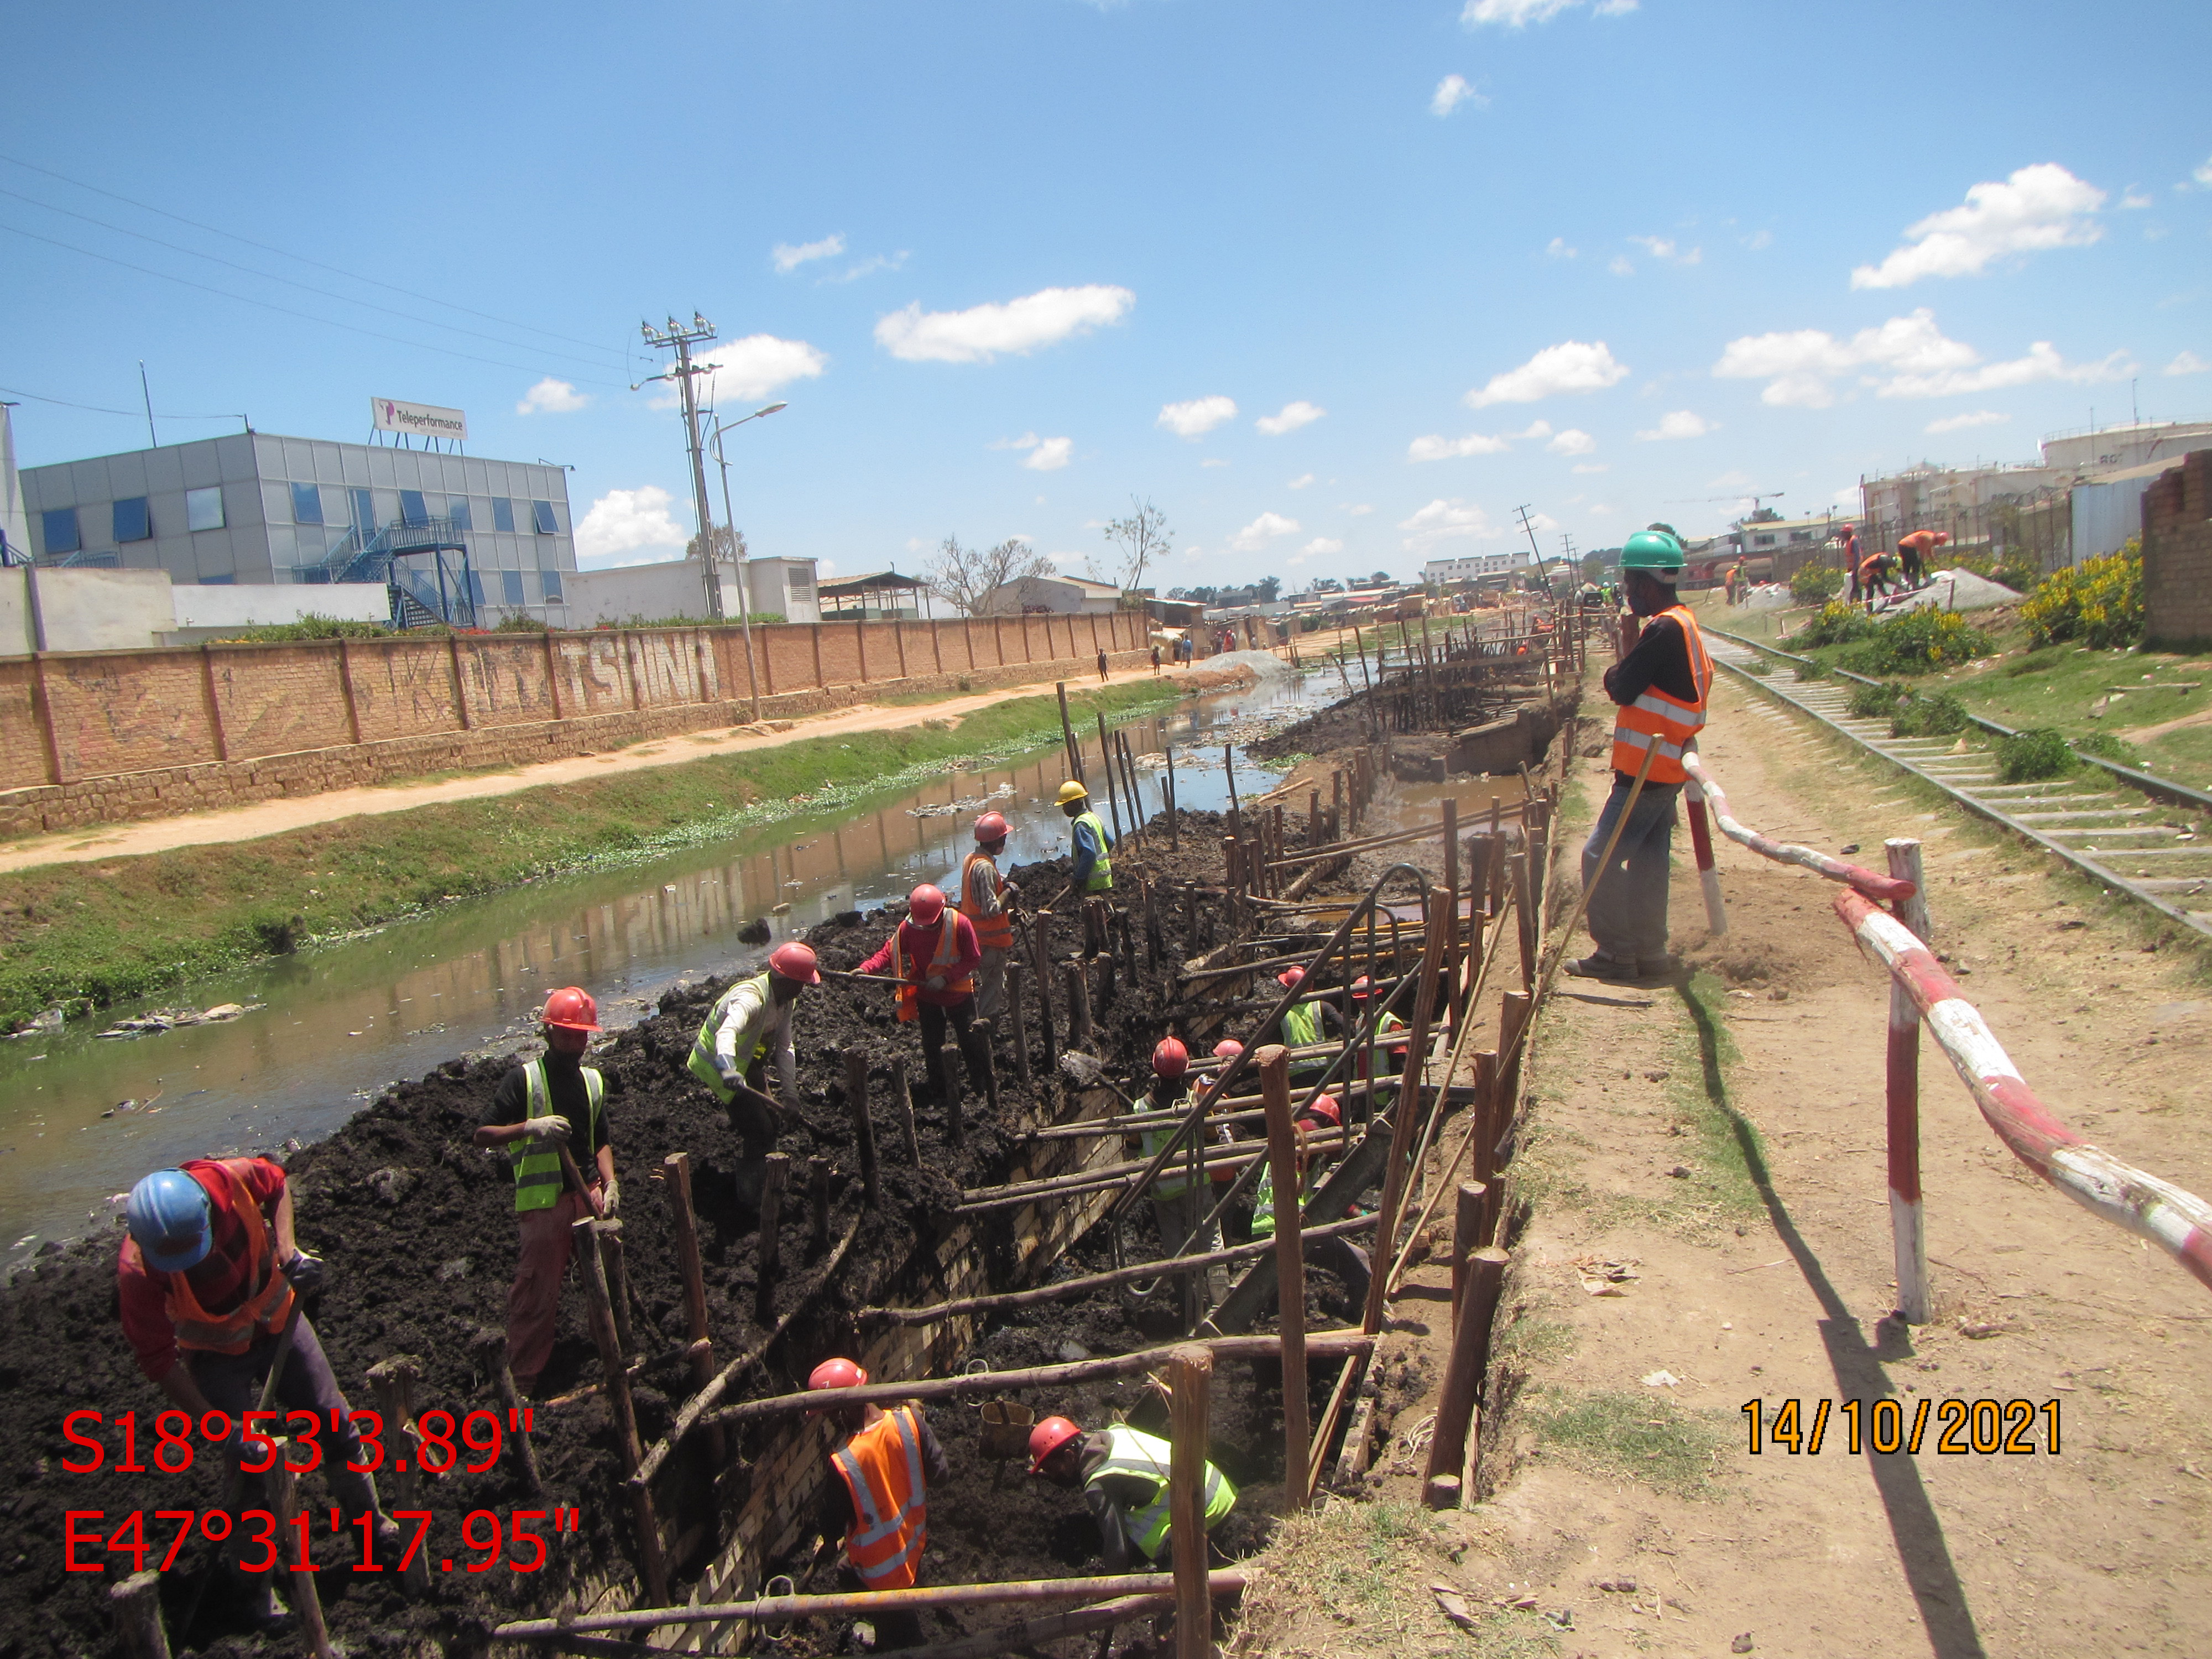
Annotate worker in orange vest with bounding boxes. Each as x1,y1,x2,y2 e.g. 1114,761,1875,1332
959,811,1019,1021
859,884,986,1109
808,1357,951,1649
1897,529,1949,586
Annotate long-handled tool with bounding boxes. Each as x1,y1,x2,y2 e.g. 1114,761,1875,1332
1058,1050,1139,1110
820,968,912,988
179,1298,306,1639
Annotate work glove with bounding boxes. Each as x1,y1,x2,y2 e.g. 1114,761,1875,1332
282,1250,327,1295
717,1061,744,1089
521,1115,573,1144
925,974,947,992
599,1178,620,1218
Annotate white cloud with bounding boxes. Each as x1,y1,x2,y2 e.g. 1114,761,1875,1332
1023,436,1073,472
1409,431,1511,461
1636,410,1716,441
771,234,844,273
875,284,1135,363
1158,395,1238,437
1546,237,1577,259
2120,188,2154,210
2195,156,2212,187
1344,503,1375,517
576,486,686,565
1397,498,1501,554
1201,457,1230,468
1230,512,1300,552
1288,473,1316,489
671,334,828,405
1882,342,2131,399
2166,351,2210,377
1301,536,1344,556
1463,0,1634,25
1850,163,2105,289
1431,74,1483,116
1256,400,1326,435
1710,307,2123,406
1925,409,2011,434
1465,339,1628,406
821,251,908,284
1629,236,1701,265
1742,229,1774,250
516,377,587,415
1547,427,1598,455
1608,255,1635,276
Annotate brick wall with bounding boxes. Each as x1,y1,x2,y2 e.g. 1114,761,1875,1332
0,611,1152,836
2143,450,2212,650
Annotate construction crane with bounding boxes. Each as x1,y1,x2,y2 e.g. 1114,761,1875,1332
1666,488,1787,513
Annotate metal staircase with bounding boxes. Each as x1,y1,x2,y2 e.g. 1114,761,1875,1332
299,516,477,628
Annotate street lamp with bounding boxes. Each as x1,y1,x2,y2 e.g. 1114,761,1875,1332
709,401,789,721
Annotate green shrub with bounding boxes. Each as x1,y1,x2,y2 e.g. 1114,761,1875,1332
492,614,549,632
2071,729,2145,769
213,612,389,643
1789,564,1845,603
1994,727,2074,782
1851,607,1994,674
2019,545,2143,649
1891,692,1969,737
1796,600,1879,648
1795,658,1827,681
1848,680,1910,719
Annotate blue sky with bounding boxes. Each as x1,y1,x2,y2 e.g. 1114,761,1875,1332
4,1,2209,589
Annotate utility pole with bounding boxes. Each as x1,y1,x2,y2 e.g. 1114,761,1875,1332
640,314,724,620
1513,503,1552,591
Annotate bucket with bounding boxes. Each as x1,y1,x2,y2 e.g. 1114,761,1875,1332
978,1399,1034,1460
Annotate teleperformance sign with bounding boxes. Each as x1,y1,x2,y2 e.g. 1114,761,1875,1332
371,397,468,441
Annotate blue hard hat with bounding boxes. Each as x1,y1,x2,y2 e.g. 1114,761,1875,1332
127,1169,213,1272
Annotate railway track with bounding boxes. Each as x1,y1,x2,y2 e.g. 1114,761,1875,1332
1703,627,2212,941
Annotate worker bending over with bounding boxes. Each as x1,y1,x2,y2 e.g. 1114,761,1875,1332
859,885,987,1110
1251,1094,1373,1311
688,943,820,1211
1029,1415,1236,1571
1857,549,1902,606
808,1357,951,1647
1569,529,1713,985
119,1157,392,1626
1058,780,1115,957
476,987,620,1394
960,811,1019,1020
1897,529,1948,586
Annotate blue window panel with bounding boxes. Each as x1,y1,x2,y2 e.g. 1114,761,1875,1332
351,488,375,529
400,489,429,526
500,568,526,606
297,567,330,585
465,570,486,605
186,486,225,532
113,497,152,542
291,482,324,524
531,499,557,535
199,574,236,586
447,497,473,530
41,507,80,554
492,497,516,533
539,568,564,601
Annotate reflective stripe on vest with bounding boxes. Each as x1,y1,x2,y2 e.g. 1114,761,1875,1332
1609,604,1712,786
689,973,774,1101
832,1406,929,1590
512,1058,604,1212
959,853,1015,951
1087,1426,1235,1560
892,915,974,1022
157,1160,296,1354
1073,810,1114,891
1134,1091,1196,1199
1252,1158,1318,1240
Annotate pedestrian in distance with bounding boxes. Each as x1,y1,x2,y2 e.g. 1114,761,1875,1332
477,986,621,1394
959,811,1018,1021
1027,1415,1237,1573
1150,642,1163,675
858,884,987,1111
686,943,821,1214
1097,648,1110,683
118,1157,395,1626
807,1357,951,1647
1057,779,1116,957
1568,529,1713,985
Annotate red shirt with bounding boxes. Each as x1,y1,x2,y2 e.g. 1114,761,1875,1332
116,1156,288,1382
859,914,982,1007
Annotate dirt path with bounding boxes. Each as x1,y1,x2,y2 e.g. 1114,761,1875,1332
1252,665,2212,1658
0,659,1240,875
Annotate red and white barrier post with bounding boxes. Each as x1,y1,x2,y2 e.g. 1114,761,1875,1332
1683,779,1727,936
1883,838,1932,1324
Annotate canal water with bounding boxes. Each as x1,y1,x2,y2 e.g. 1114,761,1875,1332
1,666,1338,1251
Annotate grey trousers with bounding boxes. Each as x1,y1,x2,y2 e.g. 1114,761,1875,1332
1580,776,1683,966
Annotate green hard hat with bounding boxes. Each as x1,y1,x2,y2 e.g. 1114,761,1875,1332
1620,530,1685,573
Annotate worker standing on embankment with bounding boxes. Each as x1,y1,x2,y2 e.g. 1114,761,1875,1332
476,987,620,1395
1057,779,1115,958
959,811,1018,1021
687,943,821,1213
1027,1415,1237,1572
859,885,987,1110
118,1157,393,1624
807,1357,951,1648
1568,529,1712,986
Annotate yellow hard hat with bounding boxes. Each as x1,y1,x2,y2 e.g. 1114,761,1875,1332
1056,781,1088,806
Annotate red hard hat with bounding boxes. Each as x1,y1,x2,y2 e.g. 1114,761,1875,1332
1301,1095,1343,1128
1277,967,1305,989
542,987,601,1032
1028,1416,1083,1474
1348,975,1373,1000
808,1358,868,1392
909,884,947,925
768,942,822,985
1212,1040,1244,1060
1152,1038,1189,1079
974,812,1010,844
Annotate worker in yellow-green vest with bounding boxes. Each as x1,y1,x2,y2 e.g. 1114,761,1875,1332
688,941,822,1214
474,987,620,1396
1272,966,1343,1086
1250,1094,1371,1312
1057,779,1114,957
1125,1039,1223,1290
1348,974,1410,1107
1028,1416,1237,1572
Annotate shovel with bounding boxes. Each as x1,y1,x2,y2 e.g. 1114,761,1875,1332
1058,1050,1140,1110
819,968,912,988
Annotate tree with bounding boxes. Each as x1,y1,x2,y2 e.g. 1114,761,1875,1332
1369,569,1392,585
686,524,745,562
1101,497,1172,598
927,534,1052,615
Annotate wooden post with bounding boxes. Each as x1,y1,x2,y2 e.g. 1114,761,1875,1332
1032,930,1059,1071
1510,851,1535,994
1499,994,1531,1124
599,1218,635,1356
1886,838,1933,1324
1165,744,1180,850
663,1153,718,1397
1468,1051,1502,1243
366,1357,434,1595
1361,905,1446,1334
1256,1047,1311,1513
893,1055,923,1165
973,1019,998,1128
472,1329,544,1497
1095,711,1124,842
265,1445,337,1657
1056,682,1084,782
1007,962,1033,1086
842,1050,882,1209
108,1572,170,1659
576,1220,670,1603
1442,797,1461,995
755,1152,787,1326
1168,1346,1214,1659
1451,1181,1486,1320
808,1155,831,1255
1065,960,1093,1051
1423,1248,1507,1507
1332,770,1344,845
1309,789,1322,851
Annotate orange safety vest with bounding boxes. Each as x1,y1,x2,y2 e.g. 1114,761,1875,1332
1609,604,1712,786
890,913,975,1022
149,1160,296,1354
958,851,1015,952
832,1406,930,1589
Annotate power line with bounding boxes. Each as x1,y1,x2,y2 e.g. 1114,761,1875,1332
0,150,625,360
0,381,246,424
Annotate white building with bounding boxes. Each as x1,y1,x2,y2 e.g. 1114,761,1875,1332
1422,550,1529,584
978,573,1123,614
564,555,820,629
